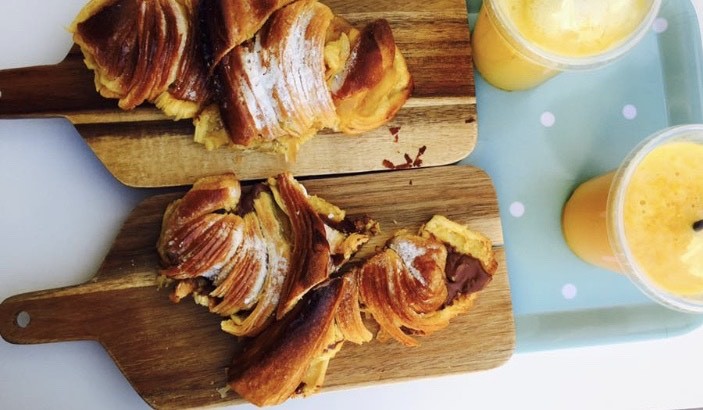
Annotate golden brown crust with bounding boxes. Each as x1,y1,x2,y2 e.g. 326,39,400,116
199,0,296,70
212,0,338,148
154,0,212,119
156,176,496,406
269,173,331,319
348,218,496,347
334,273,373,344
225,216,497,404
72,0,412,155
208,212,268,315
159,213,245,280
157,173,242,268
357,234,450,346
221,190,290,336
71,0,190,110
331,19,414,134
197,9,413,152
227,277,346,407
331,20,396,102
157,173,375,338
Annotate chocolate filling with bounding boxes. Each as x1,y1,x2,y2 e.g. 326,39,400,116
444,251,492,306
235,183,270,216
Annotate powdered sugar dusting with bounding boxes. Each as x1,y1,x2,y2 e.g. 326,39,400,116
233,2,336,141
260,248,287,307
210,221,245,284
390,240,428,286
280,5,337,130
253,204,290,309
240,39,281,132
241,219,269,307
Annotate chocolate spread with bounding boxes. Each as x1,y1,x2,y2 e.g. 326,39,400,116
235,183,270,215
444,251,492,306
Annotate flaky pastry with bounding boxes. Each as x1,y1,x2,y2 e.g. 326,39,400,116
222,214,496,406
228,277,346,407
70,0,412,157
157,173,375,337
71,0,206,117
350,215,497,347
157,175,496,407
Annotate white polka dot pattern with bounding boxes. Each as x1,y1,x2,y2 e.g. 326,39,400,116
652,17,669,34
562,284,577,300
622,104,638,120
509,201,525,218
540,111,556,127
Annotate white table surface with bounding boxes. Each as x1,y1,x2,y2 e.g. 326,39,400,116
2,1,703,409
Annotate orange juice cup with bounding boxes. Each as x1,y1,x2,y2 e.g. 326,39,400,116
563,124,703,312
472,0,662,91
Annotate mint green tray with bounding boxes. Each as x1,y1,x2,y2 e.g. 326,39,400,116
462,0,703,352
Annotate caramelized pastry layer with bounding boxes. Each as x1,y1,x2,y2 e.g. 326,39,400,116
350,215,497,347
71,0,191,111
157,173,376,337
71,0,412,156
157,176,496,407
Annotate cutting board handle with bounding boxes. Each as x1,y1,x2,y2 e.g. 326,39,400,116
0,284,105,344
0,46,114,119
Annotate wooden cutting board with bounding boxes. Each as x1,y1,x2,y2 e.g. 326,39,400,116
0,0,476,188
0,166,513,409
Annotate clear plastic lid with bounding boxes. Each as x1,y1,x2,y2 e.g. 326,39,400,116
608,124,703,313
486,0,663,70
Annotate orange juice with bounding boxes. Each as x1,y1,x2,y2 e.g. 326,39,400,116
619,141,703,296
562,171,619,272
563,125,703,312
472,5,557,91
472,0,661,91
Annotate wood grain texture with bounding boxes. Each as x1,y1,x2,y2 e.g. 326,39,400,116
0,166,514,409
0,0,476,187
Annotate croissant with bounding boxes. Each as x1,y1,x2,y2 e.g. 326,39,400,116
227,215,497,406
228,277,347,407
70,0,412,155
157,172,377,337
157,175,496,406
70,0,206,119
349,215,497,347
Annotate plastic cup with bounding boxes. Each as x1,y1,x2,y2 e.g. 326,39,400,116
471,0,662,91
562,124,703,313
